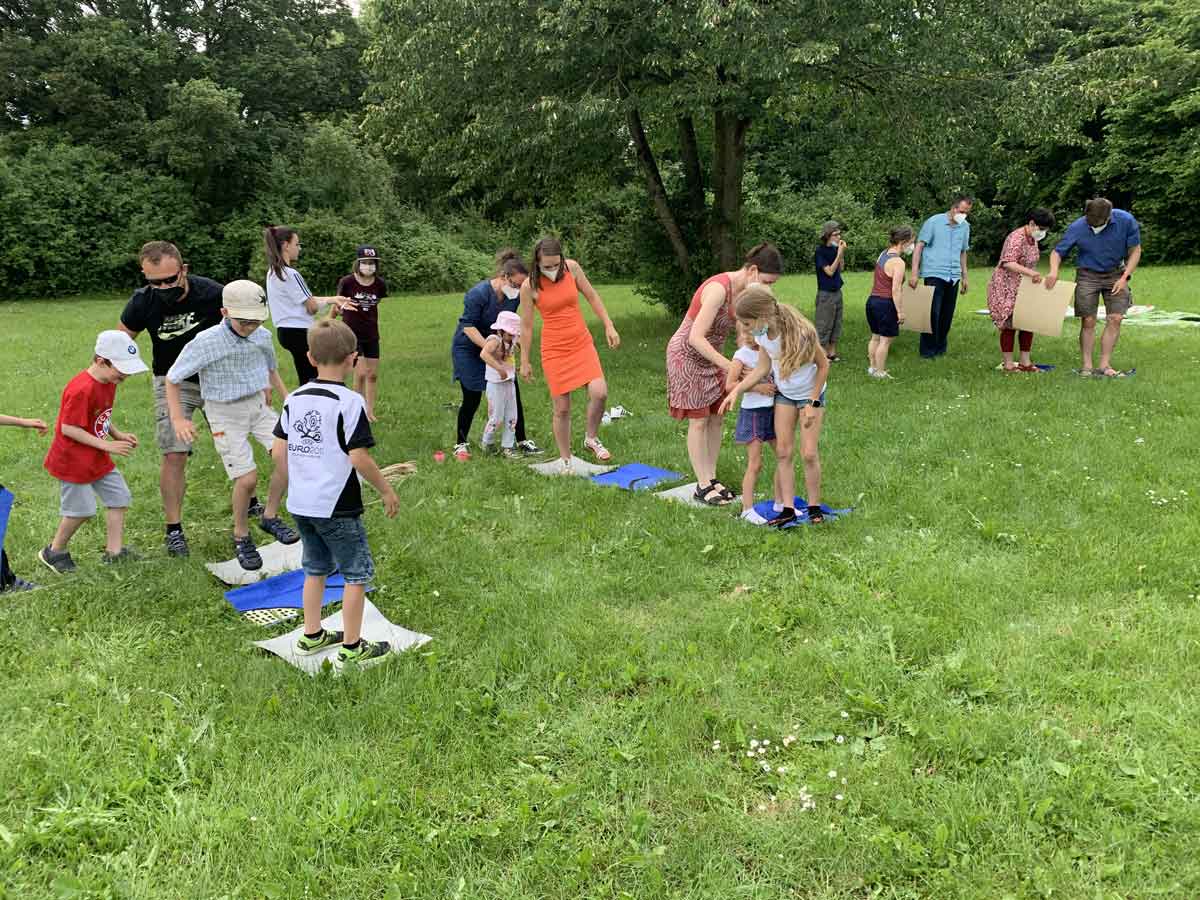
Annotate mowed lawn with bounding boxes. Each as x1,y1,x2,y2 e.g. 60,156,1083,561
1,264,1199,899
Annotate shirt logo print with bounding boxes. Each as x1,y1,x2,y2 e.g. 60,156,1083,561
295,410,323,443
158,312,198,341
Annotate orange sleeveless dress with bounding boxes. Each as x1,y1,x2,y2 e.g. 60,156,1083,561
535,268,603,396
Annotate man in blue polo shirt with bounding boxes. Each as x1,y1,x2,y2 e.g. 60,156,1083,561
909,194,973,358
1045,197,1142,377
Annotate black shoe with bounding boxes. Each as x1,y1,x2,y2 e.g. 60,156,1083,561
258,516,299,545
38,546,76,574
165,529,190,558
766,509,797,529
102,547,141,564
234,535,263,571
0,576,38,593
516,439,544,456
247,497,265,519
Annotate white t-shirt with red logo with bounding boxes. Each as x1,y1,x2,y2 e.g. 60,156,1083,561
44,370,117,483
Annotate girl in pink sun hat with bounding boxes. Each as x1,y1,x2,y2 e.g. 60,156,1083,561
478,311,522,457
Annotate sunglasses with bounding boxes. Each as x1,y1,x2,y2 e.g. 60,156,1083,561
145,270,182,287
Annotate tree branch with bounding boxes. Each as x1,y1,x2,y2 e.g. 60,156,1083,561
625,102,693,281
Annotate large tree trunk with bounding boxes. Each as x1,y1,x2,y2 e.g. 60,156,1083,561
625,103,693,281
711,106,750,269
678,115,706,226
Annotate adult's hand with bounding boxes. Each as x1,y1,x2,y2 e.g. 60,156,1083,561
1113,275,1129,295
605,323,620,349
908,276,918,290
897,311,906,325
520,360,533,382
960,276,969,295
1044,274,1058,290
172,417,196,444
1031,274,1043,285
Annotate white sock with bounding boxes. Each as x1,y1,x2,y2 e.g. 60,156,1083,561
741,508,768,525
773,501,784,512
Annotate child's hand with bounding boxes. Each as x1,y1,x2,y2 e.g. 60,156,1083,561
754,382,776,397
28,418,48,435
717,392,737,415
124,433,139,449
381,487,399,518
107,439,136,457
172,418,196,444
801,405,819,429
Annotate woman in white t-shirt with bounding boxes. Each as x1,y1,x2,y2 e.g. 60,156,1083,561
263,226,354,384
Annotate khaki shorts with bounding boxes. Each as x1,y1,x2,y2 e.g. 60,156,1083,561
154,376,204,454
205,394,279,480
1074,268,1132,319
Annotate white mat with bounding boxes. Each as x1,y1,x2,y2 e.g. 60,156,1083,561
205,540,303,586
654,481,741,508
253,599,432,675
529,455,616,477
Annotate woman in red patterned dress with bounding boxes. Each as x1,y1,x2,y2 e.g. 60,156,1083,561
987,209,1055,372
665,243,783,505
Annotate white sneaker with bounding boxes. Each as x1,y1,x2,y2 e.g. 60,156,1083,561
740,508,769,525
867,367,876,376
872,370,894,380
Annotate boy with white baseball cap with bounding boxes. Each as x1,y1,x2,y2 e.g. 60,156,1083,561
165,280,298,570
38,330,149,574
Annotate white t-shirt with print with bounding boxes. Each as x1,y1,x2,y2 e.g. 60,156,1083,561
733,346,775,410
755,332,818,401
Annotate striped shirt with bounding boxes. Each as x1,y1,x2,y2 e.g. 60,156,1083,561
166,320,277,402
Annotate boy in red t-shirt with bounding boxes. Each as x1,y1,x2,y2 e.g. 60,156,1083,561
39,331,149,574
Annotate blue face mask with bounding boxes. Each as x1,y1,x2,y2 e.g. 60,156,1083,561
751,324,769,338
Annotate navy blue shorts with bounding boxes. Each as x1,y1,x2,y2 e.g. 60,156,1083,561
734,405,776,444
866,296,899,338
294,514,375,585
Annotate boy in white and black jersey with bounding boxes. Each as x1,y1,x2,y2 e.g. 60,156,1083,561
271,319,399,670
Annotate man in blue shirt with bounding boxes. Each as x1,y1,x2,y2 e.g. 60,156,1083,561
909,195,973,358
1045,198,1142,377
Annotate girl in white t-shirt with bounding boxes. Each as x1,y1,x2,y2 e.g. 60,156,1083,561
478,311,521,457
720,285,829,526
263,226,354,385
726,322,785,524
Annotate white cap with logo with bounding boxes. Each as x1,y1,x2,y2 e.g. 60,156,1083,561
223,279,271,321
95,330,150,375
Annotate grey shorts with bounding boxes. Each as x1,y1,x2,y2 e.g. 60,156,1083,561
59,471,131,518
814,289,844,345
1074,268,1132,319
153,376,204,454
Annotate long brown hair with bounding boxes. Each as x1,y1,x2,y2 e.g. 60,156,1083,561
527,236,564,302
264,225,297,281
734,285,819,380
494,247,528,279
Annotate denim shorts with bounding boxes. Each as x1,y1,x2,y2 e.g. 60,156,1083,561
293,514,375,584
775,387,827,409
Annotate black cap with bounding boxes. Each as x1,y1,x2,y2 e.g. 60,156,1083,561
356,245,379,261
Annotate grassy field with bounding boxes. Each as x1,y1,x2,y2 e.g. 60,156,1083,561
1,264,1199,899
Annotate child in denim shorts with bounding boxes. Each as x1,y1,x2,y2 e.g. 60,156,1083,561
272,319,400,671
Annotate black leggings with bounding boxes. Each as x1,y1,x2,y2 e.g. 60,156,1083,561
458,381,527,444
277,326,318,385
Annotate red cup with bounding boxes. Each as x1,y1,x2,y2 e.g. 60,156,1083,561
433,450,446,463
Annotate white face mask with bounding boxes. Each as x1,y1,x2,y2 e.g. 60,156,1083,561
501,284,520,300
1091,221,1109,235
903,243,915,256
540,266,560,280
359,264,376,276
953,212,968,225
1032,229,1047,242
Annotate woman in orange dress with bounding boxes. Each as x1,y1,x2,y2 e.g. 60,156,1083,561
518,237,620,473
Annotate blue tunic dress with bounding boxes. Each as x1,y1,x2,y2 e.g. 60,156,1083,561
451,280,518,392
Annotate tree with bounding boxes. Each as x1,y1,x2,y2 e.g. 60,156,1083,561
365,0,1054,307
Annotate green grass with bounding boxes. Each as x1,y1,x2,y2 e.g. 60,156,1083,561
1,264,1199,899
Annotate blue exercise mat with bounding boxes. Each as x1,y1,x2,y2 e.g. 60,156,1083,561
224,569,372,612
591,463,684,491
750,495,852,527
0,487,13,552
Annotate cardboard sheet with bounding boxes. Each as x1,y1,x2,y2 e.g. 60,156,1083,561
529,456,616,477
1014,279,1075,337
898,283,934,334
654,482,740,508
205,540,303,586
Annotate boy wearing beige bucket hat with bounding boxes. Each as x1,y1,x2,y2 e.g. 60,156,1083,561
165,280,299,570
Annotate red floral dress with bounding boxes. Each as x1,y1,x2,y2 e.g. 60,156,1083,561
987,228,1039,329
665,273,735,417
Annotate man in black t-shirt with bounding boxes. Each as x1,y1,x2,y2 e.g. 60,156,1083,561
118,241,224,557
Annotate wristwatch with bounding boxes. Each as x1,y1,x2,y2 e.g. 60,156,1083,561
810,399,823,408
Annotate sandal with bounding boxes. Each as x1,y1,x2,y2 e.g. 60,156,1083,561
583,436,612,461
806,505,826,524
694,482,732,506
709,480,735,501
1099,367,1127,378
1017,363,1040,373
1075,368,1094,377
1001,363,1020,373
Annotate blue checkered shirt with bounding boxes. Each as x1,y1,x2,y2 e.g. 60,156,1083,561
166,320,278,401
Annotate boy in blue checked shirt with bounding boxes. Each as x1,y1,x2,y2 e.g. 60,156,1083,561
165,280,298,570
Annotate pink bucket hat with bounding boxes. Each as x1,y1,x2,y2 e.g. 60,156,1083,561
493,311,521,337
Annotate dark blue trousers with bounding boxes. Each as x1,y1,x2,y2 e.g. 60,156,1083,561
919,277,961,357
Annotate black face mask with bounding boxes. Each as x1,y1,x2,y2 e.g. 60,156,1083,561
152,285,185,304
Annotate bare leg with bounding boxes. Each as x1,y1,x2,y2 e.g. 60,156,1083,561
771,446,785,505
232,470,257,538
104,507,126,554
584,377,608,441
341,583,366,645
705,413,724,481
357,357,379,421
773,404,799,509
868,335,878,368
799,409,825,508
264,458,288,519
1098,314,1123,372
874,336,894,374
51,516,89,552
686,417,714,485
160,452,188,524
552,393,572,461
1079,315,1097,371
302,574,327,635
741,441,763,511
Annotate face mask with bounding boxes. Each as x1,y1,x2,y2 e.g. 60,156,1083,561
953,212,968,225
1091,221,1109,235
903,243,915,256
153,286,185,304
751,324,769,338
359,264,376,276
540,266,559,281
501,285,520,300
1032,229,1047,242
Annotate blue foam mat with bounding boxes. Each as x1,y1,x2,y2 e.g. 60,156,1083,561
591,463,684,491
0,487,13,552
750,496,852,527
224,568,372,612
